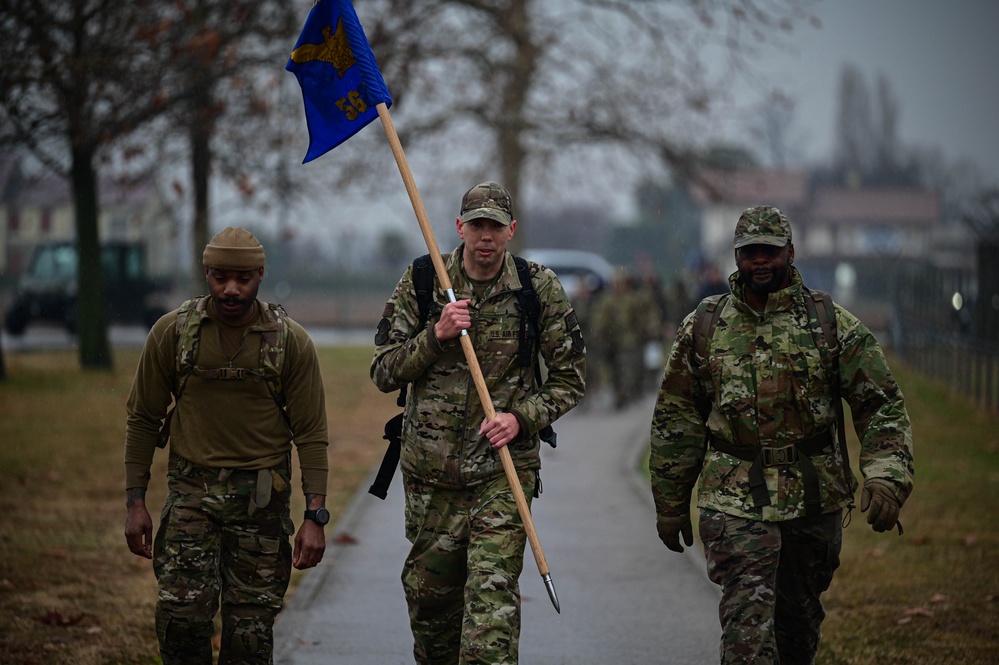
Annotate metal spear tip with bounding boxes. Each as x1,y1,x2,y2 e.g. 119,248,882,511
542,572,560,614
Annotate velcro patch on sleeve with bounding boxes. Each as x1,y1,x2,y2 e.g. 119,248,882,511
375,318,391,346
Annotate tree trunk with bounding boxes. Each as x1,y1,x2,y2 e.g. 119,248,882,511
72,144,112,369
497,0,536,253
190,87,213,292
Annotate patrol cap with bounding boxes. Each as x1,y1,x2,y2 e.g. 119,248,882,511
459,181,513,226
203,226,266,270
733,205,792,249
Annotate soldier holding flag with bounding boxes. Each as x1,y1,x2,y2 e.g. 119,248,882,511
288,3,579,660
371,183,586,664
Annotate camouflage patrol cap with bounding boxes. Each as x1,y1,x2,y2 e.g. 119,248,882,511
203,226,266,270
733,205,792,249
459,181,513,226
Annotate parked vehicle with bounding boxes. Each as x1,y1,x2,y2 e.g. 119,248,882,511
4,241,171,335
520,248,616,297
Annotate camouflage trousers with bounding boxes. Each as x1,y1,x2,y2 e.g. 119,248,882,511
402,470,537,665
153,454,295,665
699,508,842,665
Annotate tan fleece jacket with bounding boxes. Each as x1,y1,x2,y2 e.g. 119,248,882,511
125,299,329,495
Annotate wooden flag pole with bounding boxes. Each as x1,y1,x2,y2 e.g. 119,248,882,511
375,103,560,613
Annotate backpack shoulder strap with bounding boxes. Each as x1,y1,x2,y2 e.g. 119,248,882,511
690,293,727,419
692,294,728,364
413,253,435,334
397,254,435,408
174,296,209,394
157,296,207,448
514,256,542,368
802,288,838,358
257,301,289,410
374,255,440,494
515,256,557,448
802,288,855,493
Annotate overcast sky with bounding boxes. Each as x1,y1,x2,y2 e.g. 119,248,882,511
758,0,999,181
230,0,999,259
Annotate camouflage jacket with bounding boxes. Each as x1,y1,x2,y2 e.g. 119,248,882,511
371,246,586,489
650,267,913,521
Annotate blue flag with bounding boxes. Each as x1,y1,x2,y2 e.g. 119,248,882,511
286,0,392,163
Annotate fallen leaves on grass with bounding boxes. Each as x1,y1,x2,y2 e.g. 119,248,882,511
896,606,934,625
33,610,86,627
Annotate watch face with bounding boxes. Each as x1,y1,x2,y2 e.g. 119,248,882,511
309,507,330,526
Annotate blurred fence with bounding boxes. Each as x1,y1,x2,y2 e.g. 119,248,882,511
894,317,999,411
890,259,999,410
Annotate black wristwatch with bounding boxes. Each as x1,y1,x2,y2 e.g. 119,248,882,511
304,507,330,526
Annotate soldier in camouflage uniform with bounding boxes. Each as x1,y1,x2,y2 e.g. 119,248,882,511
649,206,914,664
592,270,648,409
124,227,330,665
371,182,586,665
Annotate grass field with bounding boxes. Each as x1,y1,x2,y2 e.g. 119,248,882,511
816,359,999,664
0,347,997,663
0,346,396,665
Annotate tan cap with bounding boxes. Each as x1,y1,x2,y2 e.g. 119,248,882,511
203,227,265,270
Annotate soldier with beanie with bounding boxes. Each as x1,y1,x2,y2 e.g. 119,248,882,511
372,182,586,664
649,206,914,664
124,227,330,664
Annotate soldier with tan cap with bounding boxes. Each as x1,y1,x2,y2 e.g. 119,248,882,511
124,227,330,665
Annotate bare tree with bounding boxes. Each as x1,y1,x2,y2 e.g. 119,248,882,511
308,0,816,249
1,0,307,378
145,0,299,289
833,64,919,187
834,64,875,184
0,0,190,368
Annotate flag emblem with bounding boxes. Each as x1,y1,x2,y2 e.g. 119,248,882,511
286,0,392,162
289,19,355,79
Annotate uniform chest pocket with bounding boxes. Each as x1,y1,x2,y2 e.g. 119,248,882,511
782,342,831,415
474,306,525,360
707,351,756,419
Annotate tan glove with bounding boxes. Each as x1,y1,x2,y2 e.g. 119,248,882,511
656,513,693,553
861,479,902,533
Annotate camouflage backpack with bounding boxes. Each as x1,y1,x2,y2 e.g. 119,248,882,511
156,296,290,448
691,288,853,517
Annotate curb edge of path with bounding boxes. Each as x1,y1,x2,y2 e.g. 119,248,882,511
622,396,717,590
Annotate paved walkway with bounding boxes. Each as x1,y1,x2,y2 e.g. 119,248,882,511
274,394,721,664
